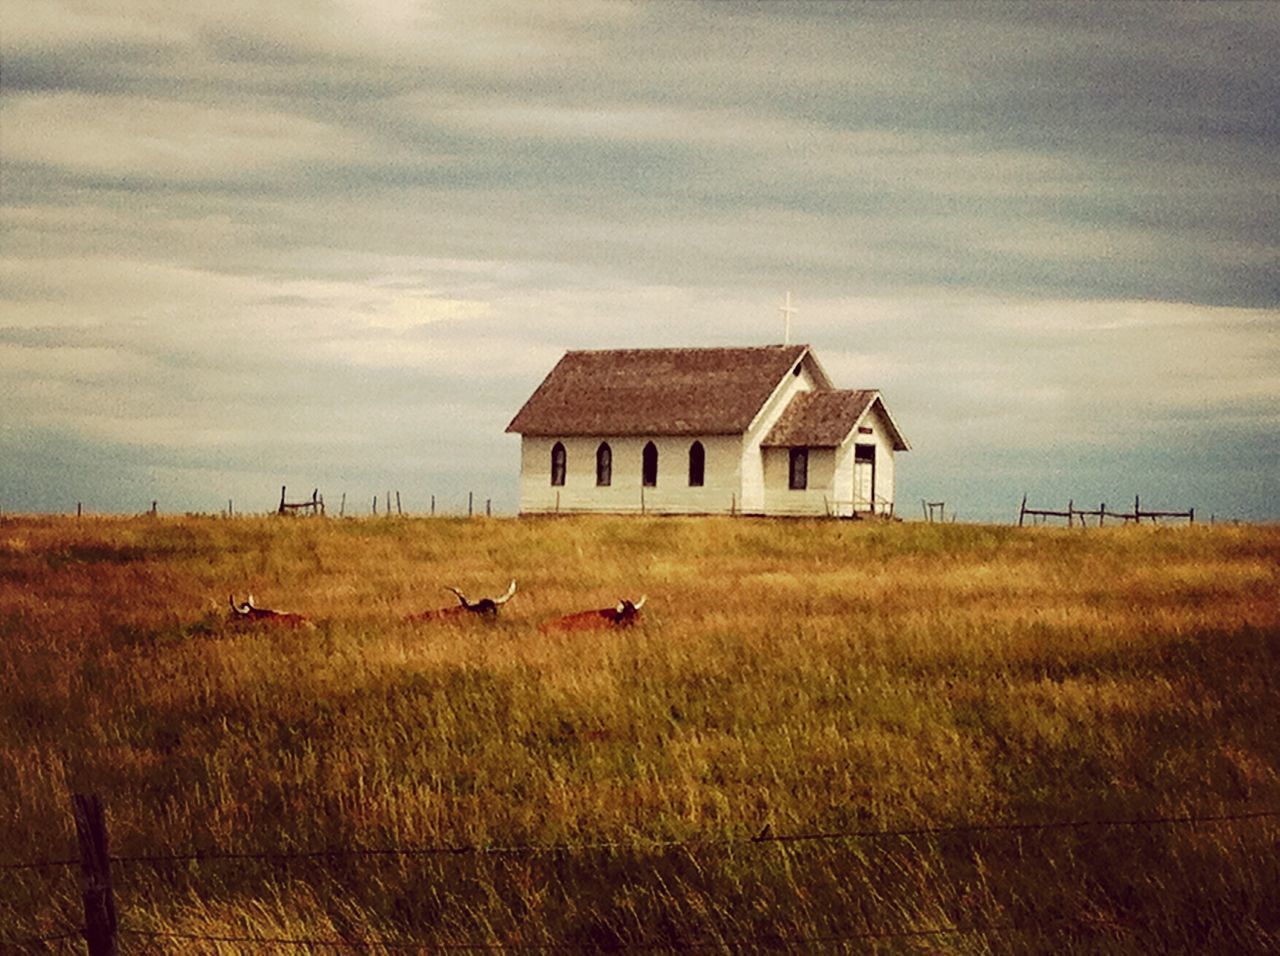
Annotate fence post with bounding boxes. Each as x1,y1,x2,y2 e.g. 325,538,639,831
72,793,118,956
339,493,346,518
431,494,436,517
1017,493,1027,527
468,492,474,517
396,491,402,516
486,498,491,517
77,502,83,518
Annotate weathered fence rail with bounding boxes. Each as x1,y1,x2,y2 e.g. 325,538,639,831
1019,494,1194,528
277,486,324,516
922,500,948,523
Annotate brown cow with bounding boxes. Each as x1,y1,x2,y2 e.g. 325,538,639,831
228,594,310,628
541,596,646,632
408,580,516,623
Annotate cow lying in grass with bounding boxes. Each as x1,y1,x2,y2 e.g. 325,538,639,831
228,594,310,628
540,596,646,632
408,580,516,623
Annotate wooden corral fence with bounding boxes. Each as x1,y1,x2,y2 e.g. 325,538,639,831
1019,494,1194,528
48,491,498,519
278,486,324,516
321,490,494,518
922,500,947,523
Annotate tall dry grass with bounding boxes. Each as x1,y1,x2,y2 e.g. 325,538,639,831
2,515,1278,951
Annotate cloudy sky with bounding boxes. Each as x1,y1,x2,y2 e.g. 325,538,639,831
2,1,1277,521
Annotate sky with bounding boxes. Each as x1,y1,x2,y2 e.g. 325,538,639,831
2,1,1277,522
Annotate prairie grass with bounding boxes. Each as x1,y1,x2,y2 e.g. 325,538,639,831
2,515,1278,952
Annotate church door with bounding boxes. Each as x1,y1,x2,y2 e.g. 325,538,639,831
854,444,876,511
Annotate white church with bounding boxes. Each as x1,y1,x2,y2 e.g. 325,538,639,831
506,343,908,517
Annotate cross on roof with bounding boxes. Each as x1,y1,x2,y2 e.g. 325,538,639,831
779,291,798,345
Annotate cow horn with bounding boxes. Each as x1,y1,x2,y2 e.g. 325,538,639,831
229,593,249,615
445,586,469,607
247,593,257,609
633,595,647,610
492,580,517,605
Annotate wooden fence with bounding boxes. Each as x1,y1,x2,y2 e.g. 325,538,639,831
277,486,324,516
921,500,948,523
1018,494,1194,528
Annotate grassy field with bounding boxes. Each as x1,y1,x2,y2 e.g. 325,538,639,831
2,514,1278,952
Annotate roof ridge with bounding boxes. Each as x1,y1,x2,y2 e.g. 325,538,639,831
563,344,809,354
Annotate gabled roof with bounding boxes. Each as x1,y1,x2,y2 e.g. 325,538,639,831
506,345,818,436
762,389,877,447
762,389,910,450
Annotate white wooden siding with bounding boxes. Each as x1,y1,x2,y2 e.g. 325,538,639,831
519,435,743,514
760,446,838,515
738,355,822,513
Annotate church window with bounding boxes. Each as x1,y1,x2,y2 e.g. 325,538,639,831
789,447,808,490
688,441,705,487
642,442,658,487
550,442,566,486
596,442,612,486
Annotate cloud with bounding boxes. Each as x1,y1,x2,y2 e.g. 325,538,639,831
4,94,373,181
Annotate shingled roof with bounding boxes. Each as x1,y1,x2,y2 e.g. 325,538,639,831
762,389,910,450
761,390,877,447
506,345,821,436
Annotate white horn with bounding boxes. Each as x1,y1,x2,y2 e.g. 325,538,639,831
230,594,249,615
633,595,646,610
492,580,516,605
445,586,469,607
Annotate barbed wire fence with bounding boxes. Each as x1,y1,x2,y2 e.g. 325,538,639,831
5,796,1276,952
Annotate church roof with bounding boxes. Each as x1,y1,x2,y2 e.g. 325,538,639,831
762,389,910,450
506,345,821,436
761,389,878,447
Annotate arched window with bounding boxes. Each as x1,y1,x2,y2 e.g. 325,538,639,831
642,441,658,487
688,441,705,487
550,442,566,487
789,447,808,490
596,442,612,487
